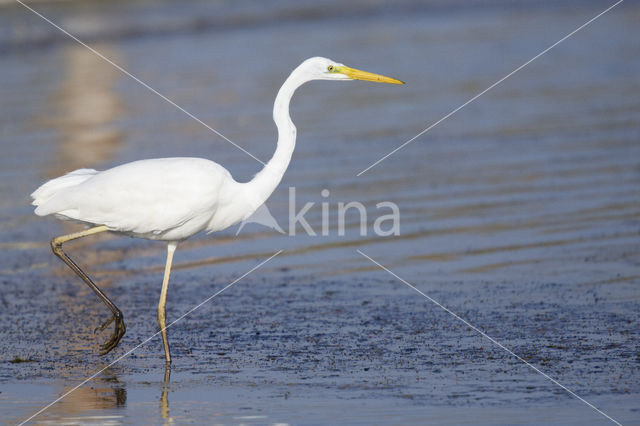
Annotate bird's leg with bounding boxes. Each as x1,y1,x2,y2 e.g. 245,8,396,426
158,242,177,364
50,225,126,355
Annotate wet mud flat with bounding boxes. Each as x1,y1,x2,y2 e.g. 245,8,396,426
1,254,639,424
1,0,639,424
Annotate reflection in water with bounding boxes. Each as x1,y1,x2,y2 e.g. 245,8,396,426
41,366,174,424
43,43,123,178
47,368,126,424
161,364,172,424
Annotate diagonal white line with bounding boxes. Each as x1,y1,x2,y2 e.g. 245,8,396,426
19,249,283,425
14,0,266,166
356,249,622,425
357,0,624,176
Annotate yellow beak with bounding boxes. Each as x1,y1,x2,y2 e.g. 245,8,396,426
336,66,405,84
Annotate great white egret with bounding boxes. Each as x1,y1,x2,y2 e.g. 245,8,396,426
31,57,403,363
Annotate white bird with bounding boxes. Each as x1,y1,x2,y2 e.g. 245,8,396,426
31,57,403,363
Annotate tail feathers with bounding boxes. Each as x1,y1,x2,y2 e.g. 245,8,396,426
31,169,97,213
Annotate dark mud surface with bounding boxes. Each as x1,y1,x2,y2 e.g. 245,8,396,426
3,266,639,424
1,0,639,424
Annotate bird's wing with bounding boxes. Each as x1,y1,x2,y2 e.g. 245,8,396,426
31,168,98,207
35,158,234,236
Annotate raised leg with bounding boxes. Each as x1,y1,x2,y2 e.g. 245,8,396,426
51,225,126,355
158,242,177,364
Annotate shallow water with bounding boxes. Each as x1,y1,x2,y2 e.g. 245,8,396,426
1,0,639,424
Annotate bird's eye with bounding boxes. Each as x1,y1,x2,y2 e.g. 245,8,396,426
327,65,334,72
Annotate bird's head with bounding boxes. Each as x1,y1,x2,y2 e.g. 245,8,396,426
299,57,404,85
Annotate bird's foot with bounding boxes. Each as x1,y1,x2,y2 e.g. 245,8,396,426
94,315,114,333
97,311,126,355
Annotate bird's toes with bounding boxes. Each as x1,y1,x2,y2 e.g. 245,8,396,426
98,316,126,355
95,315,115,334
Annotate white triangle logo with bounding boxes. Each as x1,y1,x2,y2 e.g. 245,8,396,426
236,203,285,235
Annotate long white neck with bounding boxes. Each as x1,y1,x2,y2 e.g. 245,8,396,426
243,66,307,208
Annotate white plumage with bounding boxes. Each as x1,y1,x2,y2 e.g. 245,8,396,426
33,158,241,240
32,57,403,363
